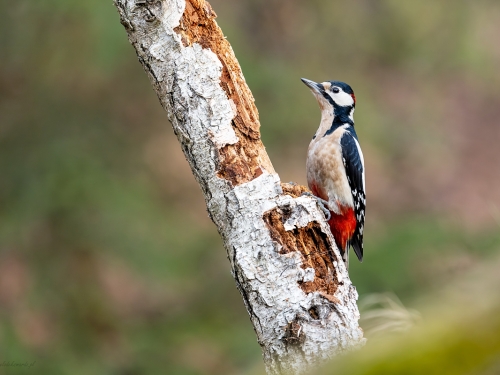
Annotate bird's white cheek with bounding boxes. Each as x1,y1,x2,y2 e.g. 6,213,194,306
327,92,354,107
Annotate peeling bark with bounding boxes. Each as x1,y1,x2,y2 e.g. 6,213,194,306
113,0,365,373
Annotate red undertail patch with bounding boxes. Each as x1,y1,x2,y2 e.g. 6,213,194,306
328,205,356,257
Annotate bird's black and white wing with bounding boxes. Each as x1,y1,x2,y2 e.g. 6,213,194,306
340,130,366,261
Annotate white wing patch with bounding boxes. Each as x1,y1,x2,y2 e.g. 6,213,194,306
352,136,365,191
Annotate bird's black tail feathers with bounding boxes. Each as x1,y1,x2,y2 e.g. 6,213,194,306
351,239,363,262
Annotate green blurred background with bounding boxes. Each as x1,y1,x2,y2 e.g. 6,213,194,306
1,0,500,374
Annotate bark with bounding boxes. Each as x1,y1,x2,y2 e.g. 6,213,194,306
113,0,365,373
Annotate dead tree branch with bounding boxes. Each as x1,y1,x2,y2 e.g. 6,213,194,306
113,0,365,373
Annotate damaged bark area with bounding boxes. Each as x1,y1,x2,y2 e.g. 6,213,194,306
218,142,264,185
174,0,273,185
281,182,309,198
276,183,342,303
263,208,339,299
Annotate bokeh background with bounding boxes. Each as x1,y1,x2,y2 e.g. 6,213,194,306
1,0,500,374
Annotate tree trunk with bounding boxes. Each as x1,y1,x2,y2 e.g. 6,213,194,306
113,0,365,373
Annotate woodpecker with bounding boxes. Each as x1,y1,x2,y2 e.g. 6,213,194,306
301,78,365,267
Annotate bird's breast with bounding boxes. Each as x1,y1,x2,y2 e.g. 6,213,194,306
307,127,354,210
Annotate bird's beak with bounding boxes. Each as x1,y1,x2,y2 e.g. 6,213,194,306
301,78,324,95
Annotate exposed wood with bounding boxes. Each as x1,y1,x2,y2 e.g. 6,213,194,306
113,0,365,373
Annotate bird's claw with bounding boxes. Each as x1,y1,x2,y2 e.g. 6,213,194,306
301,192,331,221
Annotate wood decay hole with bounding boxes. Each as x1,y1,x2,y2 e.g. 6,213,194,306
173,0,274,186
263,206,339,298
282,320,305,346
308,306,320,320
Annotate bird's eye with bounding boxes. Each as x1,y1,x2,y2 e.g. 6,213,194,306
332,87,340,93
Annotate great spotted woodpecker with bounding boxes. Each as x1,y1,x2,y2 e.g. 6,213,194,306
301,78,365,267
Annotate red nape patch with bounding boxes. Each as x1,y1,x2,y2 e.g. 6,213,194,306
328,205,356,255
351,93,356,106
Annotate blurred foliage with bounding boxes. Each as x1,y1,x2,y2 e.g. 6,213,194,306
0,0,499,374
317,257,500,375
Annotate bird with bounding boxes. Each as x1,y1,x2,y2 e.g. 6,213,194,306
301,78,365,268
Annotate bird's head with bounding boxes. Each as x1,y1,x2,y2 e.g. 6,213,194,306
301,78,356,112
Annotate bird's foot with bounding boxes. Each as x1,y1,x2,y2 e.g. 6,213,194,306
301,192,331,221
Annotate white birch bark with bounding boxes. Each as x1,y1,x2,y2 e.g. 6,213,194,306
113,0,365,373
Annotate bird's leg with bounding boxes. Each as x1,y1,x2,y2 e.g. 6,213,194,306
301,192,331,221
